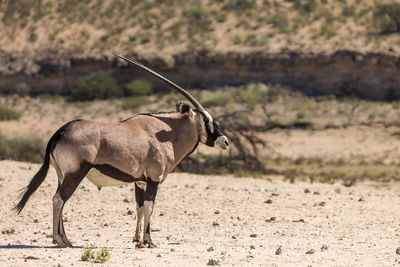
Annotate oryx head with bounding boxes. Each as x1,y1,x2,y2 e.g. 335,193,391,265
114,53,230,151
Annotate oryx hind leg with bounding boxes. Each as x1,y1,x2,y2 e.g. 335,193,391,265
52,161,91,247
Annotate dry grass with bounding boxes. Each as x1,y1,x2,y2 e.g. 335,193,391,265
0,0,399,55
1,83,399,183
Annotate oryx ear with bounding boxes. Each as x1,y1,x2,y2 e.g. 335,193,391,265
177,102,195,118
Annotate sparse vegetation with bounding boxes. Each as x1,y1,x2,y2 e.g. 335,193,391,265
0,134,44,163
0,81,30,96
374,2,400,33
0,104,21,121
0,0,397,53
81,244,111,263
124,79,153,96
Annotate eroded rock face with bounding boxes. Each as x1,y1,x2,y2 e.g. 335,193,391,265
0,49,399,100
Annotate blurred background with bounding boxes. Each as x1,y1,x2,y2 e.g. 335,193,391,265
0,0,400,184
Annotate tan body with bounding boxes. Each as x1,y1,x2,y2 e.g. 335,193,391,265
53,112,201,185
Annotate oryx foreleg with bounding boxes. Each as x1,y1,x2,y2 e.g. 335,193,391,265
134,180,159,248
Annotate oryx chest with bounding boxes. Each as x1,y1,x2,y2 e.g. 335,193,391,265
86,169,130,187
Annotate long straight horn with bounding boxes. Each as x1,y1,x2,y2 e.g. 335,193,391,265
113,53,206,113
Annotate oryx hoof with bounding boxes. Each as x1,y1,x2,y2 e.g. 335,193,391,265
53,237,67,248
135,241,147,248
53,236,73,248
144,239,157,248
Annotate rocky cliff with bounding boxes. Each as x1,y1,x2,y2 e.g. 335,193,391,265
1,49,399,100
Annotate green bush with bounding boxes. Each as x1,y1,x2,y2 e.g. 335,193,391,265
0,134,45,163
121,96,150,111
0,81,30,96
124,79,153,96
0,104,21,121
81,244,111,263
374,2,400,33
71,72,123,101
201,91,231,107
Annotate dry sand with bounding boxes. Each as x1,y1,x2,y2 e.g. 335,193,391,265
1,160,400,266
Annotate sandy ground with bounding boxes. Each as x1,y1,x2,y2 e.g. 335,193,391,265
0,160,400,266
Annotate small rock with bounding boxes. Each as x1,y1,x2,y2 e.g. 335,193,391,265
159,212,165,216
157,254,162,258
275,246,282,255
319,201,326,207
396,247,400,255
321,245,328,251
231,236,236,239
305,249,315,254
24,256,39,260
304,188,311,193
250,245,255,249
264,199,273,204
96,233,101,237
271,193,279,196
212,221,219,227
1,229,15,235
214,210,220,214
170,248,175,252
104,223,109,227
207,246,214,252
33,219,39,223
358,197,364,202
31,239,37,243
313,191,320,195
250,234,257,238
207,259,220,266
292,219,305,223
127,210,133,215
266,217,276,223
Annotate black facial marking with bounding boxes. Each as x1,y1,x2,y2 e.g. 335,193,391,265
93,164,144,183
202,115,224,147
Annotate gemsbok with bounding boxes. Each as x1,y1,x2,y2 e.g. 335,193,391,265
14,54,229,248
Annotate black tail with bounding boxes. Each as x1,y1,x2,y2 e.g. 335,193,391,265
13,119,82,214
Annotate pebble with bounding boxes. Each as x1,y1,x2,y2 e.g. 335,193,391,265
305,249,315,254
266,217,276,223
127,210,133,215
264,199,273,204
396,247,400,255
207,246,214,252
157,254,162,258
213,221,220,227
207,259,221,266
275,246,282,255
123,198,130,203
304,188,311,193
214,210,220,214
1,229,15,235
358,197,364,202
159,212,165,216
321,245,328,251
319,201,326,206
33,219,39,223
250,234,257,238
250,245,255,249
170,248,175,252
